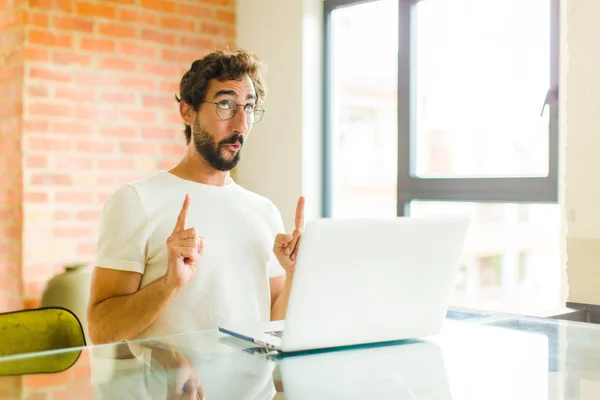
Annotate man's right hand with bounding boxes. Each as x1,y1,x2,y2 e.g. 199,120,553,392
165,194,203,290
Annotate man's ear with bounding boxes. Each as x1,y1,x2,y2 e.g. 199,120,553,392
179,101,195,126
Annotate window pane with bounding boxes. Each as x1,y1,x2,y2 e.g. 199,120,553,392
414,0,550,178
410,201,562,314
330,0,398,218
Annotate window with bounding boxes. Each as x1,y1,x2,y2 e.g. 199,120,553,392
323,0,561,314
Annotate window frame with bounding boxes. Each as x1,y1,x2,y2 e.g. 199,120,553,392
322,0,560,217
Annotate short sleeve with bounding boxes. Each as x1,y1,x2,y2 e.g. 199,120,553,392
95,185,150,274
267,202,286,278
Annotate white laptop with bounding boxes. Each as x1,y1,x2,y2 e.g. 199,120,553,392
219,215,469,353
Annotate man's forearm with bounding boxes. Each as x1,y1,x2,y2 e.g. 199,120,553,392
271,273,293,321
88,277,177,344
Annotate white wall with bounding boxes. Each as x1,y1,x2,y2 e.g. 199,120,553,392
236,0,323,231
563,0,600,305
237,0,600,306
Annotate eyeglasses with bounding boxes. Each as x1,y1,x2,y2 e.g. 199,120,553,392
203,99,265,124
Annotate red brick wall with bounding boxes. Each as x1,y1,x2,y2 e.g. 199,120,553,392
15,0,236,309
0,0,25,313
1,0,236,307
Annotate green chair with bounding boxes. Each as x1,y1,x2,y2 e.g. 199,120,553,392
0,307,86,376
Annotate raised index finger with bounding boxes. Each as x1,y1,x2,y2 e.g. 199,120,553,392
173,193,191,234
295,196,305,230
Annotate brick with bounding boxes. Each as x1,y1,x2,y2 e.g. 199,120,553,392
141,29,175,45
76,106,118,121
199,0,229,4
24,192,48,203
28,67,71,82
27,156,48,168
142,63,176,77
161,49,199,63
54,192,95,204
53,51,93,65
31,173,72,186
23,120,49,132
28,30,72,48
0,85,18,101
118,9,156,25
26,137,72,151
55,211,72,220
75,72,120,87
161,143,185,155
141,0,175,13
54,87,95,103
6,47,23,64
23,47,50,62
27,102,73,118
118,42,156,59
99,23,137,38
0,9,23,29
29,0,73,13
201,23,235,37
0,67,20,84
120,141,156,154
76,1,116,19
163,111,182,124
100,92,137,105
119,77,155,90
99,57,137,72
76,210,100,221
0,138,19,152
54,226,95,237
50,384,96,400
50,121,91,134
0,119,21,135
23,298,41,310
76,141,115,153
0,103,21,118
0,153,21,169
27,85,49,97
53,157,94,169
180,36,212,49
215,10,235,24
77,242,96,256
97,158,136,169
160,80,180,93
142,94,172,108
53,15,95,32
119,109,156,123
80,37,115,52
97,175,120,186
99,125,138,138
160,16,195,32
175,3,212,17
24,11,50,27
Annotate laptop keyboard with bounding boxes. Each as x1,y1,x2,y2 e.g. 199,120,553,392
266,330,284,338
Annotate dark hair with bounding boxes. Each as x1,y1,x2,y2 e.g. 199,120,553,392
175,48,267,144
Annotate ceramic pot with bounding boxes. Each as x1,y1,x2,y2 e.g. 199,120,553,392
41,264,93,343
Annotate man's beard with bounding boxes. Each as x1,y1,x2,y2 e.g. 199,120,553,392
192,119,244,172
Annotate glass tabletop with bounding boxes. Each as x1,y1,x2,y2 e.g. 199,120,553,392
1,308,598,399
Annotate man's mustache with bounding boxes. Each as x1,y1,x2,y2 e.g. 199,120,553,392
219,134,244,146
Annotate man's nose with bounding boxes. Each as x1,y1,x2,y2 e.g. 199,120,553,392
231,107,249,134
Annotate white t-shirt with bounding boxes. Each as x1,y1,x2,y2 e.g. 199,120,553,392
95,171,285,340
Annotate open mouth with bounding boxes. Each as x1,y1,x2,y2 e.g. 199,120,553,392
222,143,241,152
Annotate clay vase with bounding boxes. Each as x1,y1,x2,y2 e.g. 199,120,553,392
41,264,93,344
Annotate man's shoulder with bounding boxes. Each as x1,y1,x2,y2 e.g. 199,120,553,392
104,172,171,207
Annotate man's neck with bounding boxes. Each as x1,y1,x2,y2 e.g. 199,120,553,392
169,151,231,186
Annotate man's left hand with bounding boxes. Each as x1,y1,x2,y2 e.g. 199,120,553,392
273,196,305,273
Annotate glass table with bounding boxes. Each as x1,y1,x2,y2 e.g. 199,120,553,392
0,307,598,399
